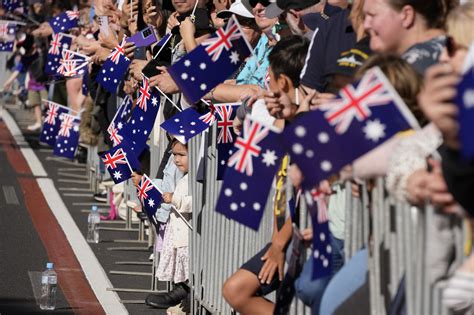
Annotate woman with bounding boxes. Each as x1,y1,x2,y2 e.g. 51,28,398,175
363,0,456,74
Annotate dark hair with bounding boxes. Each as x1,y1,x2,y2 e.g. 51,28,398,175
355,54,426,125
268,35,309,87
386,0,458,29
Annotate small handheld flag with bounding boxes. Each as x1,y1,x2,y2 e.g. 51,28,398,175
49,10,79,34
53,113,80,160
40,100,72,146
96,38,131,93
136,174,163,228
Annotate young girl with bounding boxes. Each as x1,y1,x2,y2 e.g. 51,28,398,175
148,139,191,311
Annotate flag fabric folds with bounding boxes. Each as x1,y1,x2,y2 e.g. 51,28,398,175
455,49,474,159
45,33,73,75
100,143,140,184
282,67,419,189
215,117,285,230
58,49,89,77
136,174,163,227
107,95,133,147
96,38,131,93
49,10,79,34
53,113,80,160
40,100,72,146
167,15,252,104
160,107,211,144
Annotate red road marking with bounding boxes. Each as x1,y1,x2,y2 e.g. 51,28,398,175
0,121,105,314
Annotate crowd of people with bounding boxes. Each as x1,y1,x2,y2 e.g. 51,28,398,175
1,0,474,314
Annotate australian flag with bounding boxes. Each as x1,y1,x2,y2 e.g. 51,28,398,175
0,22,16,41
215,103,240,179
160,107,212,144
107,95,133,147
120,79,161,154
40,101,72,146
49,10,80,34
306,190,333,280
45,33,73,75
96,38,131,93
0,40,13,52
82,69,89,96
454,52,474,159
136,174,163,227
2,0,25,13
100,143,140,184
215,117,285,230
168,15,252,104
53,113,80,160
58,49,89,77
282,67,418,189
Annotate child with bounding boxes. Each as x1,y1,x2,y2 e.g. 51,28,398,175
146,139,191,311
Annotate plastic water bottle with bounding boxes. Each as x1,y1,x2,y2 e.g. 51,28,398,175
87,205,100,243
40,262,57,310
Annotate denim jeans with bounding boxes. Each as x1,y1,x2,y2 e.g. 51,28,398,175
294,235,345,315
319,248,368,315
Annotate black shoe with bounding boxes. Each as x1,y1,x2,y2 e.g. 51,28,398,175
145,285,188,309
180,292,191,313
76,146,87,164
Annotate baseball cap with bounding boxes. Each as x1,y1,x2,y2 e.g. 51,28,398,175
217,0,254,19
265,0,320,18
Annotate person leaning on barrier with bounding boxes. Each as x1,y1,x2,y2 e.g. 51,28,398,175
222,35,310,315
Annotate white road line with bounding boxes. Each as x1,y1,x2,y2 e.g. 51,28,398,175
38,178,128,315
1,108,47,177
2,108,128,315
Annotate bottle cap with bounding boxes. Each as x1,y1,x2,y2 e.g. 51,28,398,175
46,262,53,269
92,205,98,212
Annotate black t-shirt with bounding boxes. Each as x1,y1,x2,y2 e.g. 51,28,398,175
402,35,446,75
300,8,357,92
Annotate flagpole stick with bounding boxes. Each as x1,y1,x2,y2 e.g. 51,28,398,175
190,0,199,21
154,86,182,112
152,33,172,60
171,205,193,231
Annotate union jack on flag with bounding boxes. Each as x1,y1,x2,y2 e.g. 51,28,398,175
137,78,151,112
40,101,71,146
319,70,394,134
53,113,80,160
199,103,217,125
136,175,155,203
136,174,162,227
227,118,269,177
215,103,238,144
58,114,75,138
282,67,419,188
216,116,284,230
202,16,243,62
108,122,124,146
109,38,129,65
107,95,133,147
46,33,73,75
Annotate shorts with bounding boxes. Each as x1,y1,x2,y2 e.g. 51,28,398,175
27,89,48,108
240,243,281,296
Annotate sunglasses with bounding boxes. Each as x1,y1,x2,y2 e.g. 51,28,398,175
249,0,271,8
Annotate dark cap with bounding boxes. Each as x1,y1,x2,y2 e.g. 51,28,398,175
264,0,320,18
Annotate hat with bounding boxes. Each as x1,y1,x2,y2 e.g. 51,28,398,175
265,0,320,19
217,0,254,19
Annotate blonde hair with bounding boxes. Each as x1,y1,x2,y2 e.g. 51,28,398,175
447,1,474,47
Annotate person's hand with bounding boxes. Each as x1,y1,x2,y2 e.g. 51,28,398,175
128,16,138,35
312,92,337,108
179,17,196,41
419,63,460,150
162,192,173,203
239,86,261,109
406,169,430,205
288,163,303,188
131,172,142,187
3,81,12,91
149,66,179,94
91,47,111,65
425,159,457,213
286,9,305,36
99,30,119,49
124,78,137,95
121,0,138,23
167,12,180,32
258,243,285,283
297,89,317,113
129,59,147,81
31,22,53,37
233,116,243,136
123,41,136,60
302,228,313,242
81,40,101,55
145,5,163,29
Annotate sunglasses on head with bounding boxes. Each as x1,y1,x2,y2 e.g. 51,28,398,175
249,0,271,8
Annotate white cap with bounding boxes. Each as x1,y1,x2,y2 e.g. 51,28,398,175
217,0,255,19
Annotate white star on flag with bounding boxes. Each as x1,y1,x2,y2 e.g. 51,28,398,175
363,119,386,142
113,171,122,180
261,150,278,167
229,51,240,64
148,199,155,208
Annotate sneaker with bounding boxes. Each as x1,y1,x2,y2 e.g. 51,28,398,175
93,191,107,203
180,292,191,313
145,284,188,309
27,122,42,131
